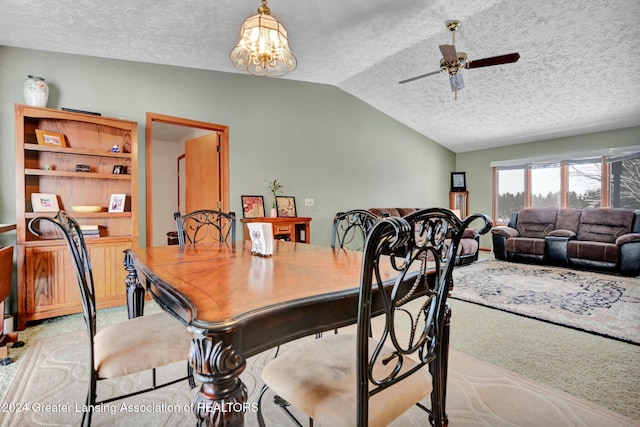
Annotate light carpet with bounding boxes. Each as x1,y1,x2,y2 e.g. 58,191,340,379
452,260,640,344
1,329,637,426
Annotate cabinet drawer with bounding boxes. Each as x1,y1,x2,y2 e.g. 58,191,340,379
273,224,293,234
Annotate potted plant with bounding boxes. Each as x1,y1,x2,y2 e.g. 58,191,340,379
266,179,283,217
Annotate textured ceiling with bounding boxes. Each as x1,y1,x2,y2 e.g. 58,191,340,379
2,0,639,153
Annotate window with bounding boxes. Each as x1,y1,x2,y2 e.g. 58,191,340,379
530,163,560,208
608,155,640,208
567,159,602,208
496,167,524,223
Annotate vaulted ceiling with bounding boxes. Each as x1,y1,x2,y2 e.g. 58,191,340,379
2,0,639,153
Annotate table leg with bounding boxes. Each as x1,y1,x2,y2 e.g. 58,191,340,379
189,333,248,426
440,302,451,426
124,251,145,319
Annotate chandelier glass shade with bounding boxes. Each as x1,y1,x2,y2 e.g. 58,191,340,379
230,0,297,77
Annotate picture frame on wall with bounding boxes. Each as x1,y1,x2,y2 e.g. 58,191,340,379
450,172,466,192
31,193,59,212
241,195,265,218
108,194,126,213
276,196,297,218
35,129,67,147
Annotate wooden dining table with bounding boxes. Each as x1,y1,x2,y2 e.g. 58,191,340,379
123,239,429,426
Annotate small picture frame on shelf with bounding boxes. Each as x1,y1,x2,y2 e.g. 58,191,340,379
31,193,59,213
241,195,265,218
35,129,67,147
108,194,126,213
75,164,91,173
276,196,297,218
112,165,125,174
450,172,467,192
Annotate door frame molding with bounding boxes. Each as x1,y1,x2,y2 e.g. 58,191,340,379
145,112,229,247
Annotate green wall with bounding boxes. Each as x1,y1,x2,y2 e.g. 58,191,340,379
2,46,638,318
457,126,640,248
0,46,454,249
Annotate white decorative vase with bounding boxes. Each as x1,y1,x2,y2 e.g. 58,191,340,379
23,75,49,107
270,208,277,218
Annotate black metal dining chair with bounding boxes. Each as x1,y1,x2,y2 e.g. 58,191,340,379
173,209,236,246
260,208,492,426
28,211,195,427
330,209,378,251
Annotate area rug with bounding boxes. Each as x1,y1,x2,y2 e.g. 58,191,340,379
452,260,640,345
1,330,636,426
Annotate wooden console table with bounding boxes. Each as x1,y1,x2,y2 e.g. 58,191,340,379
1,223,19,362
241,217,311,243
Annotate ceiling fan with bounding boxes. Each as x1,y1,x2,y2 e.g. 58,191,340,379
399,20,520,100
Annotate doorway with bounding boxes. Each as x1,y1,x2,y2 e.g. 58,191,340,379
146,112,229,246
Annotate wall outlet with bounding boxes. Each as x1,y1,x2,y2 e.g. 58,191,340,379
305,198,315,207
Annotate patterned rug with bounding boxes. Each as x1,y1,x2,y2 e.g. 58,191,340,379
2,329,636,426
452,260,640,345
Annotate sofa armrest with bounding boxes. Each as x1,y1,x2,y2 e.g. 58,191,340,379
618,234,640,276
462,228,479,239
616,233,640,246
491,226,517,260
548,229,576,239
491,226,519,239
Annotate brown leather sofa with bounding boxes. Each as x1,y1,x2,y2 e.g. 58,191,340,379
491,207,640,276
368,208,481,266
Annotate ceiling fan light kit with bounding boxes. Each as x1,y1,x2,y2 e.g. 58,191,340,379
230,0,297,77
399,20,520,100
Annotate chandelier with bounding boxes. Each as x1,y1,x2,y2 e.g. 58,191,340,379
230,0,297,77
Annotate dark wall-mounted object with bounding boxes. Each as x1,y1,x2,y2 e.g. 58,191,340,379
451,172,466,192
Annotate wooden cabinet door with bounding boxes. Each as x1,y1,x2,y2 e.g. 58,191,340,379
24,241,131,321
25,245,79,320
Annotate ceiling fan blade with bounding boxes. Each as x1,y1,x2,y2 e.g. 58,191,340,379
439,45,459,63
398,70,441,84
466,52,520,69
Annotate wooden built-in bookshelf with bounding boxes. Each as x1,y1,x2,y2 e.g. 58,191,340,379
14,104,138,329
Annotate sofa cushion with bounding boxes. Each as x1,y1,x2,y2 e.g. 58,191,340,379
369,208,400,218
397,208,419,217
616,233,640,245
555,209,581,234
462,228,479,239
516,208,558,238
457,237,479,256
576,208,634,243
506,237,546,256
547,229,576,238
425,238,478,261
567,240,620,264
491,226,519,239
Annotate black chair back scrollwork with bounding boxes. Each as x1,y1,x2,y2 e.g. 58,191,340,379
331,209,378,251
174,209,236,246
262,208,492,426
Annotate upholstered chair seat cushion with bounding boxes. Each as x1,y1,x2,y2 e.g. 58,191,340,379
94,312,192,379
262,333,432,427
